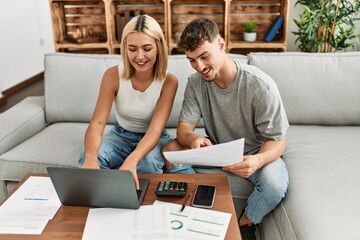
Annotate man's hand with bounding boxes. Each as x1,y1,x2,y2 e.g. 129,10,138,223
190,136,212,149
120,159,140,190
177,121,211,149
223,155,262,178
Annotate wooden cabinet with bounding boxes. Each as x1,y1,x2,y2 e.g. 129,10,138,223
50,0,109,53
167,0,227,53
226,0,289,54
49,0,288,54
111,0,167,51
49,0,167,54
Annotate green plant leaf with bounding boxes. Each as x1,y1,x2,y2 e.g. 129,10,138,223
293,0,360,52
244,21,256,33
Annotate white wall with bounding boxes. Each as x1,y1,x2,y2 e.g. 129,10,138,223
0,0,54,93
287,1,303,51
0,0,359,95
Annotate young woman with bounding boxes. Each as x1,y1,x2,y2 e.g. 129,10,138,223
78,15,194,189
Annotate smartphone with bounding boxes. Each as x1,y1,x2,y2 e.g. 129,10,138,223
192,185,216,208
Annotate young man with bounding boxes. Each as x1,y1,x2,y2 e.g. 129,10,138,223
162,18,289,240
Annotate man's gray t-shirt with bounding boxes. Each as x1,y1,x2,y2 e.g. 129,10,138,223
179,61,289,155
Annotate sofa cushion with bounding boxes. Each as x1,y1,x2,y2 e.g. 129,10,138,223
249,52,360,125
0,96,46,155
0,123,112,182
45,53,120,125
278,125,360,239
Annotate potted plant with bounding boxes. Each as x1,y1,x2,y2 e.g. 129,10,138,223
293,0,360,52
243,21,257,42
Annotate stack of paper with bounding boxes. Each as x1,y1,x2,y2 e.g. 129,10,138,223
153,200,231,240
82,200,231,240
82,206,173,240
0,176,61,234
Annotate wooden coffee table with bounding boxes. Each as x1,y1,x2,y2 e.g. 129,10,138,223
0,173,241,240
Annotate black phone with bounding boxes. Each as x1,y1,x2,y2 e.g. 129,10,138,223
192,184,216,208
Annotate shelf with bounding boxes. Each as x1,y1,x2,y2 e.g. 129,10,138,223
227,0,289,54
113,0,167,43
54,41,109,49
167,0,226,53
49,0,289,54
227,41,286,53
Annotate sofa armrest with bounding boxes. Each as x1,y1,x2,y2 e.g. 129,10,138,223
0,96,46,155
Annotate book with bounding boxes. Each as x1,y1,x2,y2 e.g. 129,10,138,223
265,16,284,42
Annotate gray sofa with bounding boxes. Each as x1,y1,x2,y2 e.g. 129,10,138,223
1,52,360,240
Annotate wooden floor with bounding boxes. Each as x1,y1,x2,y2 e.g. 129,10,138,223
0,78,44,113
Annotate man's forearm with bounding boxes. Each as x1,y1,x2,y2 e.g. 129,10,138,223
177,131,196,149
255,139,286,167
176,121,198,149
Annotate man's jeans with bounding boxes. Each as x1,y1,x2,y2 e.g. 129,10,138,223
245,157,289,224
78,122,194,174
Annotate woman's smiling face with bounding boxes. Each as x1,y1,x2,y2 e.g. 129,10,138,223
126,32,157,73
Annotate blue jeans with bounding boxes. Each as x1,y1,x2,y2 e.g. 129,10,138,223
78,123,194,174
245,157,289,224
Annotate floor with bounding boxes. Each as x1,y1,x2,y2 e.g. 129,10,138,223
0,78,44,113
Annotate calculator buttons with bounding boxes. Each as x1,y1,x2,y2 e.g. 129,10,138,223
155,181,187,197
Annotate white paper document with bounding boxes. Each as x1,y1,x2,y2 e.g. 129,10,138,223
0,216,49,235
0,176,61,234
163,138,244,167
82,206,173,240
153,200,231,240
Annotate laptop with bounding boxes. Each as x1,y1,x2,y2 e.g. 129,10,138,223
47,167,149,209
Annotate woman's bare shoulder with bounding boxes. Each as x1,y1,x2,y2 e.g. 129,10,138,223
165,72,178,84
104,65,119,77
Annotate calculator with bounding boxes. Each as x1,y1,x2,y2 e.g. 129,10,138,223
155,181,187,197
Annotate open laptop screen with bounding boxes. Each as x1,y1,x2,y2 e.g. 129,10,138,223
47,167,149,209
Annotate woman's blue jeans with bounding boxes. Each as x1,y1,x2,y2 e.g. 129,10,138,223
245,157,289,224
78,122,194,174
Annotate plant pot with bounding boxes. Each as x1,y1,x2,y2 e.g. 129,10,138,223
244,32,257,42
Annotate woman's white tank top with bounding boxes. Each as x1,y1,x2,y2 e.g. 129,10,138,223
114,70,165,133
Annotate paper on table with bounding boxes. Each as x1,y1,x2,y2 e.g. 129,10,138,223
153,200,231,240
163,138,244,167
0,176,61,234
0,176,61,219
82,206,173,240
0,216,49,235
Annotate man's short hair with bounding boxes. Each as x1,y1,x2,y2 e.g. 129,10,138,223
178,18,220,52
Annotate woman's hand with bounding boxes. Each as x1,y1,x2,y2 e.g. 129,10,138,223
82,156,100,169
120,158,140,190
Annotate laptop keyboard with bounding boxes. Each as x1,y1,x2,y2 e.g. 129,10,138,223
137,189,142,199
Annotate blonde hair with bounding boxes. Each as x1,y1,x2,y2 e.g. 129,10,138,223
121,15,168,80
